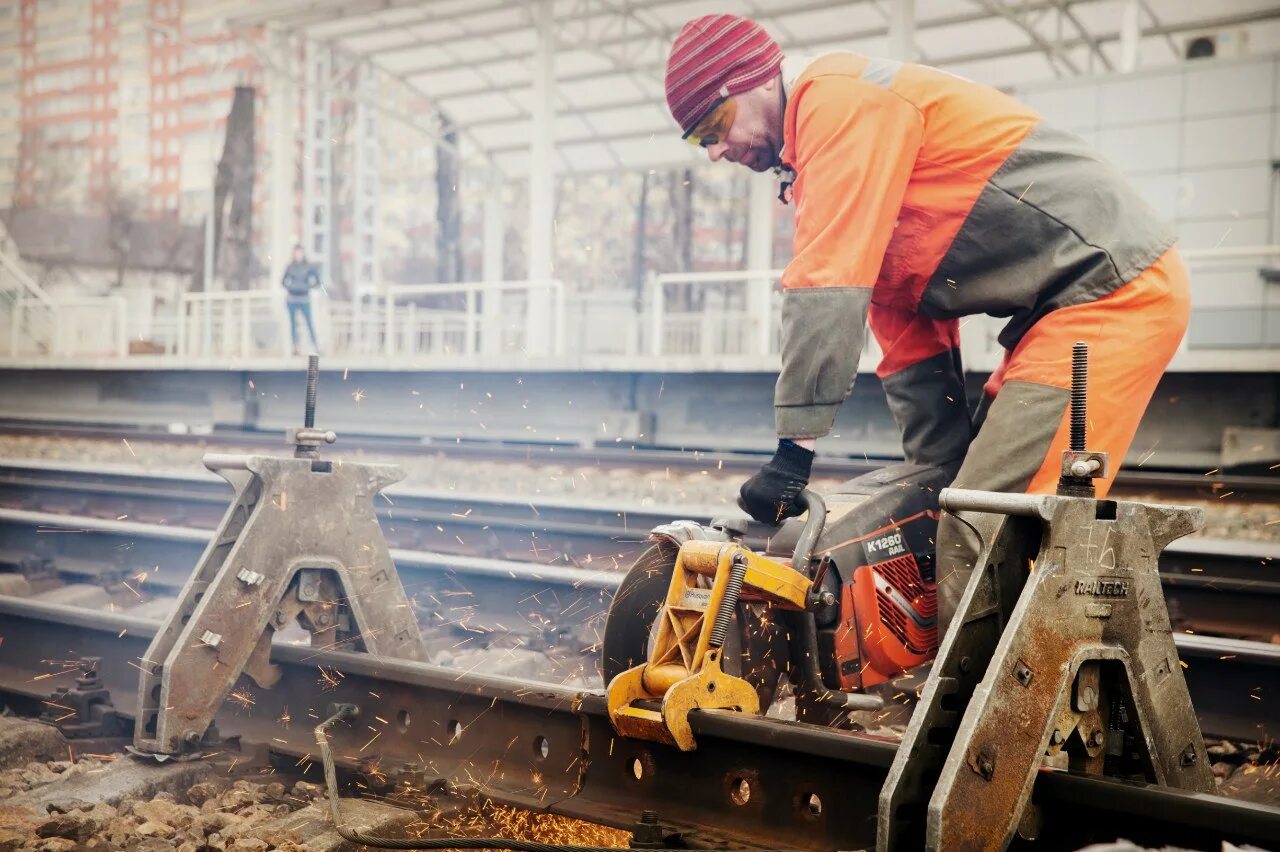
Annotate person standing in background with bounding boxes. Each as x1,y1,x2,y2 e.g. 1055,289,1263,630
282,244,321,355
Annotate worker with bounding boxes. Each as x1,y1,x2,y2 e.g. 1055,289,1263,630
282,244,321,355
665,15,1190,638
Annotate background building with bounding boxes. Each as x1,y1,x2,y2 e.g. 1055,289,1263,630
0,0,1277,379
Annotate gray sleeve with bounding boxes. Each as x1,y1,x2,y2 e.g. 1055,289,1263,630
773,287,873,440
881,348,973,472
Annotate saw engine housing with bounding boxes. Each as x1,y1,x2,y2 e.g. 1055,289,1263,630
766,463,945,691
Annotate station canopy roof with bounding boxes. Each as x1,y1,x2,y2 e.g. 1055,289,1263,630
228,0,1280,175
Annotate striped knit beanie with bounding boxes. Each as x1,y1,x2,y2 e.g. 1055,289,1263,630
665,15,783,134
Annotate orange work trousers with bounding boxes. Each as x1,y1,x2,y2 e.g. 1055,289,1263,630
935,247,1192,635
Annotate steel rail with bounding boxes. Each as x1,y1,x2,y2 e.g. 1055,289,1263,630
1,458,1276,639
2,501,1277,616
0,507,617,681
0,507,621,594
0,507,1274,743
0,596,1275,851
2,459,1277,568
0,421,1274,499
0,458,695,554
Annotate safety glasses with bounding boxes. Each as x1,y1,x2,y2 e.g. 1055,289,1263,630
682,96,737,148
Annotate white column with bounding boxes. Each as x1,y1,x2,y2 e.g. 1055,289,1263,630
483,189,505,283
302,42,332,284
886,0,915,62
481,179,505,356
1119,0,1141,73
350,62,380,353
746,173,775,356
268,30,297,292
353,61,379,300
526,0,555,355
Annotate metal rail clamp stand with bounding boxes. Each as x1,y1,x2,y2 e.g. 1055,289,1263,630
132,356,428,756
878,343,1214,851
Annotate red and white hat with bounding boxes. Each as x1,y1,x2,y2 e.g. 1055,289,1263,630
665,15,783,134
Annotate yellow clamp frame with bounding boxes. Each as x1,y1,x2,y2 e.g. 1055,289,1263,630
606,540,812,750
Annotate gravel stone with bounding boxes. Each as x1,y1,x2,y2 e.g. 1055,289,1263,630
88,803,116,819
132,798,199,830
17,765,58,788
186,780,227,806
232,804,273,823
97,816,128,845
230,839,269,851
0,716,65,767
42,799,92,815
212,789,256,811
132,839,179,852
290,781,321,800
33,839,77,852
194,812,238,835
1208,739,1242,759
34,811,97,841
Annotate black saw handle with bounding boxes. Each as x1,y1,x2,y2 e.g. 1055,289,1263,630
791,488,827,578
790,488,883,711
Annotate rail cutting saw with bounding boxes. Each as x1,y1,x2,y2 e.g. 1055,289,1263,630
602,461,945,748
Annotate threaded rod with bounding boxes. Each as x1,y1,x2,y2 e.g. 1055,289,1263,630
304,354,319,429
1070,342,1087,453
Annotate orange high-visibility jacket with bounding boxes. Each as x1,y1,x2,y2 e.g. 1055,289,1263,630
774,53,1175,468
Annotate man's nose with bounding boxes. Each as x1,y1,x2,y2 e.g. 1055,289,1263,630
706,142,727,162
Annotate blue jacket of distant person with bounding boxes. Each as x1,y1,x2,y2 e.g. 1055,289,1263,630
281,261,320,305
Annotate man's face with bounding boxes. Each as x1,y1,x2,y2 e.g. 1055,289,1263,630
701,77,783,173
292,248,304,263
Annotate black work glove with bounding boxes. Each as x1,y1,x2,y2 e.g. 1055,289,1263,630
737,440,814,525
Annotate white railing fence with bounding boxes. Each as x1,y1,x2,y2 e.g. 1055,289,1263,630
644,248,1280,363
1,248,1277,365
647,269,780,359
7,294,128,358
643,269,893,365
177,290,290,359
2,248,130,358
382,279,566,358
1181,246,1280,350
564,289,641,357
1,246,54,357
329,297,388,356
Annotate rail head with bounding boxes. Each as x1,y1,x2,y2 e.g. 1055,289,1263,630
0,595,1276,851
